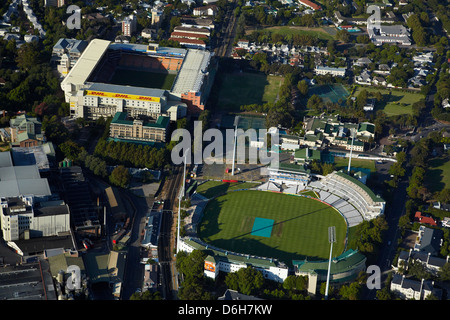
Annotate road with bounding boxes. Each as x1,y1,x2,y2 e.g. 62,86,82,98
362,179,408,300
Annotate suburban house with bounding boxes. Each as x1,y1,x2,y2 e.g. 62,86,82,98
390,273,442,300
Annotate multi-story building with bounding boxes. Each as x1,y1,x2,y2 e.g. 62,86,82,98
314,66,346,77
109,112,170,144
9,114,46,148
51,38,88,77
0,196,70,242
122,15,137,37
390,273,441,300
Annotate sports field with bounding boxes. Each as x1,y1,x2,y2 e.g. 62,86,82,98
353,87,424,116
198,190,347,264
426,155,450,192
216,72,284,111
248,26,335,41
109,69,176,90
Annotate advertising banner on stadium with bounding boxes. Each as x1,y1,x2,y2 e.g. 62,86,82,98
85,90,161,102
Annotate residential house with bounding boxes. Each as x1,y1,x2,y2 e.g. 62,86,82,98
414,212,438,227
414,226,443,256
372,76,387,86
298,0,321,10
397,249,449,276
353,57,372,68
193,5,218,16
355,69,372,85
390,273,441,300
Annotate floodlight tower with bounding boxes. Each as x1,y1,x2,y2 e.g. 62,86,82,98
347,128,356,174
232,116,239,176
325,226,336,300
177,147,189,253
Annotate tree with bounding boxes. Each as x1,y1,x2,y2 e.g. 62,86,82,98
438,263,450,281
59,140,84,161
336,29,350,42
297,80,309,96
109,165,131,188
339,282,361,300
225,266,265,296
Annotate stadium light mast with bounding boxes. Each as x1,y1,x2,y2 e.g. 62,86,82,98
325,226,336,300
347,128,356,174
177,147,189,253
232,117,239,176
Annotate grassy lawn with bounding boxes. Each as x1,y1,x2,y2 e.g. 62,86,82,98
333,157,376,173
258,26,335,41
198,190,347,264
216,72,284,112
353,87,424,116
426,155,450,193
110,69,176,90
196,181,260,199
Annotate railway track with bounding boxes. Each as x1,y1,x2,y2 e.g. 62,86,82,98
158,166,183,300
215,0,238,57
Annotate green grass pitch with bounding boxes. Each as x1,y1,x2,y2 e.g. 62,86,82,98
198,190,347,265
110,69,176,90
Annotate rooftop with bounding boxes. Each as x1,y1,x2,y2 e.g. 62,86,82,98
111,112,169,129
171,49,212,94
61,39,110,90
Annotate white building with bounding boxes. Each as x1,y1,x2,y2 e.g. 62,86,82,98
0,196,70,242
314,66,346,77
367,25,412,46
179,238,289,283
390,273,441,300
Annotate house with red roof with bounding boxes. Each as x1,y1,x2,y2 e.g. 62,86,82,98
298,0,321,10
414,211,437,226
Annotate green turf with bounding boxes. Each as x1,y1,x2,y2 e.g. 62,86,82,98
333,158,376,173
426,155,450,192
198,190,347,265
196,181,260,199
353,87,424,116
110,69,176,90
216,73,284,111
264,26,335,40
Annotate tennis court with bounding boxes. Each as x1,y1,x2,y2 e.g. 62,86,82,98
308,84,350,105
236,115,266,131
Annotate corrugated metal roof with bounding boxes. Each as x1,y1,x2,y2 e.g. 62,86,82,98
171,49,211,94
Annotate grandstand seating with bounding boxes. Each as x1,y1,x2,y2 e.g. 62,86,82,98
305,171,385,227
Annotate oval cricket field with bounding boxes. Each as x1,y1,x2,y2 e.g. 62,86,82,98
197,190,347,264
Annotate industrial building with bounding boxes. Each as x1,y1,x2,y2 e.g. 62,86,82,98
61,39,214,119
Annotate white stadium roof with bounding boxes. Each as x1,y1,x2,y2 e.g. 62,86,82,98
61,39,111,90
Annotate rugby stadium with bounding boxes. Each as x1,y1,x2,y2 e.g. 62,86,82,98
61,39,215,121
179,165,384,293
